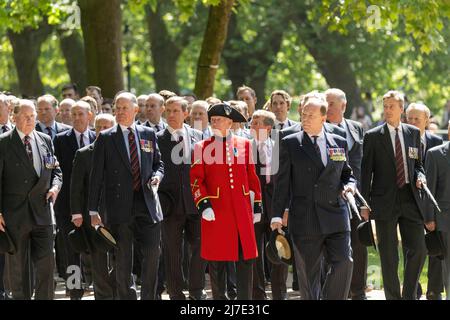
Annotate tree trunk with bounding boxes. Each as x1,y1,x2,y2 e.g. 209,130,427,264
145,3,181,93
58,30,88,93
223,12,283,107
194,0,235,99
78,0,123,98
7,22,52,97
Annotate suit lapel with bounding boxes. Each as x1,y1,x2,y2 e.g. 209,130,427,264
68,129,79,153
380,123,396,166
298,131,324,169
401,124,414,176
345,119,359,146
112,125,132,173
443,142,450,166
88,130,96,144
320,132,337,175
34,131,51,176
10,130,37,177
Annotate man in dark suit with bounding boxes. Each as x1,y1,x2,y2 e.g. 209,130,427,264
269,90,299,131
71,113,116,300
271,96,356,300
424,122,450,298
0,99,62,300
143,93,167,132
35,94,72,140
406,102,444,299
325,88,366,300
156,97,206,300
250,110,289,300
89,92,164,300
54,101,96,299
361,90,427,300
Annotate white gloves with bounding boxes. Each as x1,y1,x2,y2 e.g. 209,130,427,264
202,208,215,221
253,213,261,224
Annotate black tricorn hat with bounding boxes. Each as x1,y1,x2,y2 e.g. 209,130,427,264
158,190,175,217
68,227,92,254
208,103,247,123
357,220,377,251
425,230,445,259
93,225,118,252
265,229,293,266
0,227,16,254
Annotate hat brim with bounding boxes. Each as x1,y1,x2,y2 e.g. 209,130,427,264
208,103,248,123
357,220,377,251
266,230,293,266
95,226,118,251
0,227,16,254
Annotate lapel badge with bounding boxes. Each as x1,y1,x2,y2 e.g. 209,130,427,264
408,147,418,159
328,147,346,161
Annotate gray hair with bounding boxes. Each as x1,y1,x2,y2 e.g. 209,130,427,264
114,92,137,105
59,98,76,107
37,94,59,109
95,113,116,126
0,94,7,106
324,88,347,102
406,102,431,119
72,100,92,113
252,110,276,127
191,100,209,112
146,93,165,107
14,99,37,114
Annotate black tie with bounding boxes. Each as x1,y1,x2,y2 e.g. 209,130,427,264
2,125,9,133
79,133,85,149
24,135,33,163
421,141,426,160
279,123,284,130
155,124,160,132
178,135,184,157
312,136,321,161
46,127,53,138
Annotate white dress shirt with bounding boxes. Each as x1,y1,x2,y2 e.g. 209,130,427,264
17,129,41,177
274,119,290,131
74,129,91,149
38,121,56,139
387,123,409,183
120,123,141,164
307,129,328,167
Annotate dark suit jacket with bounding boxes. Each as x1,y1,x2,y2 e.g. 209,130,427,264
361,123,426,220
54,129,96,227
344,119,364,188
89,124,164,224
0,129,63,226
424,142,450,231
424,131,443,162
35,121,72,139
272,131,356,236
156,125,202,216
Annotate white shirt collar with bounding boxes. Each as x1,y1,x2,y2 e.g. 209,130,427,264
307,128,325,141
1,121,12,129
74,128,90,137
40,121,56,130
275,119,289,127
120,123,137,133
387,122,402,133
17,128,36,141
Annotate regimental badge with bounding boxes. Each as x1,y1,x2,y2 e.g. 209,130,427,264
328,148,346,161
194,190,201,199
43,153,58,169
408,147,419,159
224,104,232,116
140,139,153,153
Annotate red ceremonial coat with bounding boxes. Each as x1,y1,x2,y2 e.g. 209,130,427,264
190,134,262,261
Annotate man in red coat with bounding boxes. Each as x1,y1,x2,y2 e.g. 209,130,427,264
191,102,262,300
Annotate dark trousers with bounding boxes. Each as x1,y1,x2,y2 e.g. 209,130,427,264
440,231,450,299
427,256,444,297
60,223,84,299
209,243,254,300
112,191,161,300
0,254,5,299
376,185,427,300
226,262,237,299
252,221,267,300
350,216,368,299
6,224,54,300
292,231,353,300
162,213,206,300
90,248,115,300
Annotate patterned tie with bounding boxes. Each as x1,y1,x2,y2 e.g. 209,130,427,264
312,136,322,162
79,133,85,149
128,128,141,192
395,128,406,188
23,135,33,162
421,140,425,160
178,135,184,157
46,127,53,139
2,125,9,133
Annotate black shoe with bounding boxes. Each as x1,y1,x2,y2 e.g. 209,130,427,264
227,291,237,300
351,294,367,300
189,291,208,300
426,292,442,300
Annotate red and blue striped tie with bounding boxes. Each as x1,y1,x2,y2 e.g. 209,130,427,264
128,128,141,192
